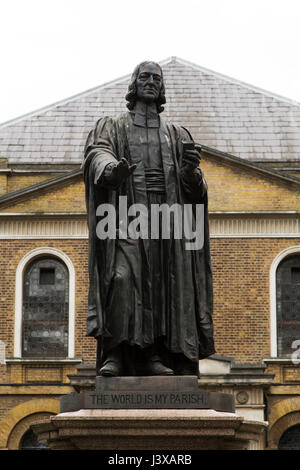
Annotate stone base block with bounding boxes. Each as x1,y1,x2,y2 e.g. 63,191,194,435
32,408,267,450
60,376,235,413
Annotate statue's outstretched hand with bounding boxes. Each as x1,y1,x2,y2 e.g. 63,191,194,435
103,158,137,188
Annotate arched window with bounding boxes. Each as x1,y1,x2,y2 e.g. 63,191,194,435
22,257,69,358
278,424,300,450
14,248,75,359
276,254,300,358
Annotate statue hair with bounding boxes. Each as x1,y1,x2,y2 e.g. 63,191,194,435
125,61,166,113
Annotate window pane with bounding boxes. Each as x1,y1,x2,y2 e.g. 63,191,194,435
291,267,300,284
39,267,55,285
22,257,69,358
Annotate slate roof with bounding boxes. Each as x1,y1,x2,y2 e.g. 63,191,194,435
0,56,300,165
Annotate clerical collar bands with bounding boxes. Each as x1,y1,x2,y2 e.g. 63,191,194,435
132,101,160,128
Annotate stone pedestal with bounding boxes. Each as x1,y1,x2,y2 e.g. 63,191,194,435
32,408,266,450
60,375,235,412
31,376,267,450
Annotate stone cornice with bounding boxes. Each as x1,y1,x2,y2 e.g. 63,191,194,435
210,212,300,238
0,212,298,239
0,215,88,239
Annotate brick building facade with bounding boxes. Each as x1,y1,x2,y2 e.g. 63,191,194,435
0,57,300,449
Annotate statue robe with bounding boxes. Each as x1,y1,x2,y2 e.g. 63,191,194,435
81,111,215,370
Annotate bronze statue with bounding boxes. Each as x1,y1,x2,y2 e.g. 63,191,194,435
82,61,215,377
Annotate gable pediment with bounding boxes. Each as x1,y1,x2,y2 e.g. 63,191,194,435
0,146,300,214
0,170,85,213
201,147,300,212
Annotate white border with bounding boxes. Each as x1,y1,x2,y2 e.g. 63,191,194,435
0,218,88,239
270,246,300,357
14,247,75,358
0,215,299,239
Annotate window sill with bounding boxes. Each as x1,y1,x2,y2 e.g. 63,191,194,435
6,357,82,364
263,358,300,364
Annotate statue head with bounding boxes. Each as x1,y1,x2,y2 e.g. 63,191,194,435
125,61,166,113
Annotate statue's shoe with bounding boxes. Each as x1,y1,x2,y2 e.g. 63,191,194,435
99,359,122,377
144,359,174,376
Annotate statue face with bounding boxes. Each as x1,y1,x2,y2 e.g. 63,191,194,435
136,63,162,104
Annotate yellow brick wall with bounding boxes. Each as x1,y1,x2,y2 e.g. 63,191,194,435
0,174,8,196
0,237,299,370
0,159,299,451
0,396,31,422
211,238,300,363
1,179,86,213
2,155,300,214
201,156,300,212
0,160,300,368
7,174,56,193
3,362,79,385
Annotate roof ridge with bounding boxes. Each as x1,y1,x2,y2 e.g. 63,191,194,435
172,56,300,108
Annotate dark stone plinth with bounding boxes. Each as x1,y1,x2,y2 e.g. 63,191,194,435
60,375,235,413
96,375,198,391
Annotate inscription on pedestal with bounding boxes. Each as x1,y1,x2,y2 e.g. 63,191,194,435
86,391,208,408
60,376,235,413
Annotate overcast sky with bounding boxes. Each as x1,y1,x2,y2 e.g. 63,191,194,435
1,0,300,125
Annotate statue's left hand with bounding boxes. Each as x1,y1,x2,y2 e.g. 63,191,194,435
182,149,201,169
181,143,201,178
